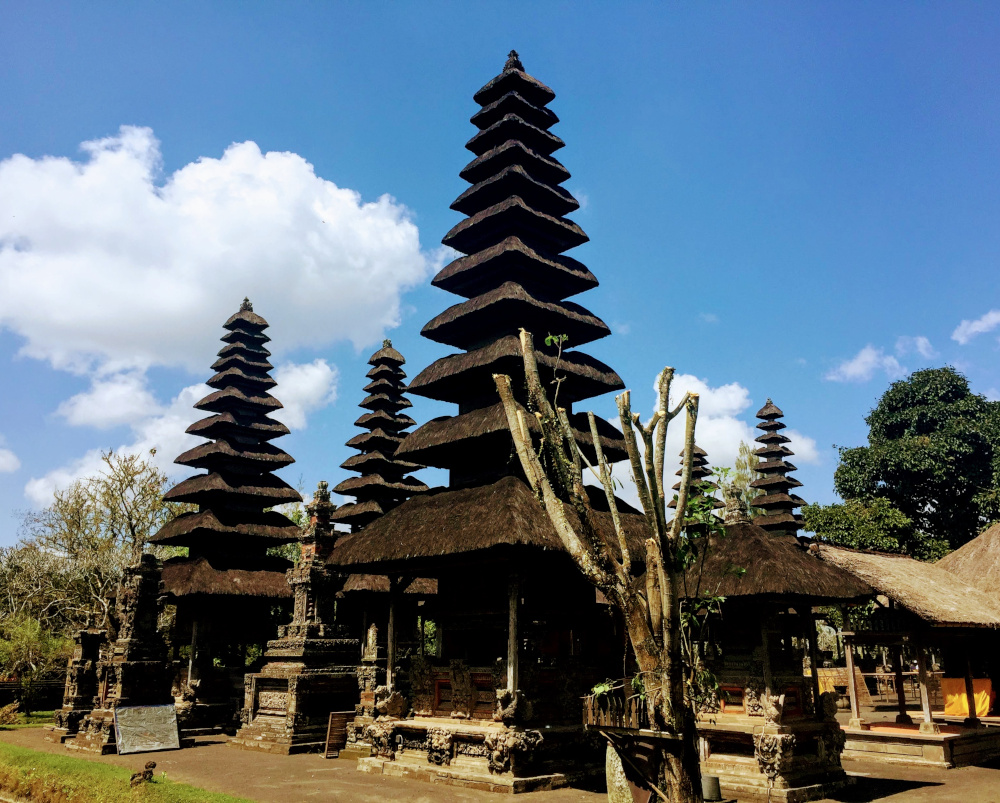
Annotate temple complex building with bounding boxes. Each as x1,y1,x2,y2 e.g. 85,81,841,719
328,51,639,792
150,300,302,730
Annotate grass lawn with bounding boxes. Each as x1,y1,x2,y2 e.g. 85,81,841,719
0,710,56,730
0,735,253,803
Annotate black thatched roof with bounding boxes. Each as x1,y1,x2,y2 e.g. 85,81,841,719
331,340,427,531
150,300,301,597
328,475,648,571
684,523,871,601
161,555,292,599
340,575,438,595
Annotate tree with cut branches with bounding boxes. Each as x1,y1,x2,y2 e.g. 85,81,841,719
494,329,706,803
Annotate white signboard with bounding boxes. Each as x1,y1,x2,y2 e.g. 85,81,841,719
114,704,181,754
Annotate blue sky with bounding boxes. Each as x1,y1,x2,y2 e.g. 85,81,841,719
1,2,999,544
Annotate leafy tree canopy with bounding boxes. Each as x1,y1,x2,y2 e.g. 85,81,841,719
830,367,1000,552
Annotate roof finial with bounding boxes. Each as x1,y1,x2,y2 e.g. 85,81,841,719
382,338,392,348
241,297,253,312
504,50,523,72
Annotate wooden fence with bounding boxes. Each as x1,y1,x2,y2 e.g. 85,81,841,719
582,681,649,731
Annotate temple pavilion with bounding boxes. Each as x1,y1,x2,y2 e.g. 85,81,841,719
150,300,302,730
328,51,641,791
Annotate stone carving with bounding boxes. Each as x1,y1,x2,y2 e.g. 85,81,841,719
755,732,796,781
744,677,765,717
493,688,521,725
449,660,475,719
763,693,785,725
819,691,840,721
256,691,288,713
363,624,379,661
483,728,543,775
374,686,407,719
408,655,435,716
818,727,846,768
427,727,454,766
457,741,489,757
365,720,395,759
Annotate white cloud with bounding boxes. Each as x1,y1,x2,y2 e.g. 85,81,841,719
612,322,631,336
55,371,162,429
985,388,1000,402
2,126,439,506
0,125,434,375
25,383,207,507
655,373,821,474
824,345,906,383
271,359,339,430
895,335,936,360
0,435,20,473
952,310,1000,345
699,312,719,324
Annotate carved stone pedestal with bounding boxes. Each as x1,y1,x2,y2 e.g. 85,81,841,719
62,555,174,755
48,629,106,743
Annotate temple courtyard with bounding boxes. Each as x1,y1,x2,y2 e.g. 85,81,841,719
3,725,1000,803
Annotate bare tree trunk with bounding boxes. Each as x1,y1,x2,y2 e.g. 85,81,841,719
494,330,704,803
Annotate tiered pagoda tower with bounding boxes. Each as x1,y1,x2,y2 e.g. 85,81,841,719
750,399,806,536
331,341,427,531
668,445,725,515
397,49,626,480
150,299,302,727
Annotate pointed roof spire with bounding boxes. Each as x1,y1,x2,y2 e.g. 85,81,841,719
332,343,427,531
504,50,524,72
750,399,805,536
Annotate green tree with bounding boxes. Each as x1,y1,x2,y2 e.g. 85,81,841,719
832,367,1000,552
0,616,71,716
719,440,762,517
802,498,949,560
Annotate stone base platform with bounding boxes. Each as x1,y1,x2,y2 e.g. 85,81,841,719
843,721,1000,768
351,716,602,794
228,713,328,755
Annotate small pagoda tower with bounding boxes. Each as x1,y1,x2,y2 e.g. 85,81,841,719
750,399,806,536
668,445,726,515
149,299,302,727
331,340,427,531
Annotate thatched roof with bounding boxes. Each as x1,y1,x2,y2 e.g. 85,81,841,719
328,475,647,571
161,555,291,598
467,117,564,159
684,523,871,601
459,141,570,187
452,164,578,218
340,575,438,595
443,195,585,255
472,90,558,132
473,54,556,108
815,543,1000,627
936,523,1000,597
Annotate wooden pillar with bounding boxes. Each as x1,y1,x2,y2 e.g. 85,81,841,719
387,578,398,690
915,641,940,733
844,635,865,729
188,620,199,684
964,650,980,727
805,613,822,720
760,616,773,699
417,613,424,657
360,609,367,661
892,646,912,724
507,576,519,693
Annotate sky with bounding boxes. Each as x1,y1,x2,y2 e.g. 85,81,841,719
1,2,999,544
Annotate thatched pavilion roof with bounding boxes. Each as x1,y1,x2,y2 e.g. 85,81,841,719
936,522,1000,597
684,524,871,601
814,543,1000,627
328,475,648,572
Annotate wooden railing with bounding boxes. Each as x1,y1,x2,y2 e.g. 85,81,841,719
582,681,649,731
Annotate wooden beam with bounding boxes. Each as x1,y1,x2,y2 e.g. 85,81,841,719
915,641,940,734
804,612,822,720
844,635,865,729
507,576,519,693
387,577,399,690
892,647,912,725
964,650,980,727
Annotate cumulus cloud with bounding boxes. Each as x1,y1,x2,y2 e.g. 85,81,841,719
952,310,1000,345
895,335,936,360
56,372,162,429
2,126,435,506
0,436,20,474
271,359,339,431
0,125,433,374
657,373,820,471
824,345,906,383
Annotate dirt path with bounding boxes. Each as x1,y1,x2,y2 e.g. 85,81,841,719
3,727,1000,802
